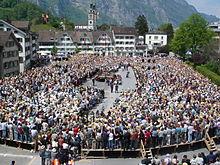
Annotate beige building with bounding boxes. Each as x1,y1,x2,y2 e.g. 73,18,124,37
0,31,21,78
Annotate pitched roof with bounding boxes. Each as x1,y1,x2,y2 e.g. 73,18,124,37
92,30,113,43
0,31,11,46
72,30,94,43
11,21,30,30
37,30,56,43
0,31,22,50
146,31,167,35
0,20,26,36
112,26,136,35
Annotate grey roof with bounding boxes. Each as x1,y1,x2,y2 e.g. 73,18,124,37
0,31,11,46
92,31,113,43
0,31,22,49
146,31,167,35
37,30,115,44
71,30,94,43
11,21,30,30
37,30,56,43
0,20,26,36
112,26,136,35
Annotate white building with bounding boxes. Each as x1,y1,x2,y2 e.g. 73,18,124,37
145,32,167,50
56,32,76,55
0,20,35,72
209,22,220,33
73,31,94,54
136,36,148,56
75,3,98,31
209,22,220,53
112,26,136,56
93,31,114,56
38,31,76,56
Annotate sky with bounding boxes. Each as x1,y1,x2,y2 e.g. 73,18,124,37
186,0,220,17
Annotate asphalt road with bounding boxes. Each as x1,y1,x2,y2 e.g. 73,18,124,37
84,67,137,113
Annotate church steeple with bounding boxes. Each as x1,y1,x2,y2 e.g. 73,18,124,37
88,2,98,30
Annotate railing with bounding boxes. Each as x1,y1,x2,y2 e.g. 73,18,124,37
140,140,146,158
204,131,217,151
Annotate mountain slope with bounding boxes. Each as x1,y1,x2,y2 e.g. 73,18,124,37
28,0,219,27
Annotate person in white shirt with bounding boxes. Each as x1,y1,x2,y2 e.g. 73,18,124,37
190,155,197,165
195,153,204,165
108,131,114,150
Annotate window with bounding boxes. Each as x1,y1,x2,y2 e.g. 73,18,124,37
17,38,23,43
19,57,23,63
149,36,152,39
26,55,30,60
5,73,10,77
4,62,8,69
161,36,163,39
7,28,11,31
149,41,151,44
3,52,6,58
161,41,163,44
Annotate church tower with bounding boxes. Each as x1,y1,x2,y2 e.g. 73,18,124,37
88,3,98,31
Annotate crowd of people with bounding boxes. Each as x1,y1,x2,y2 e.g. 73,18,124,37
141,151,220,165
0,55,123,144
0,55,219,164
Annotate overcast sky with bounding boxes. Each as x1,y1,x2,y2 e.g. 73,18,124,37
186,0,220,17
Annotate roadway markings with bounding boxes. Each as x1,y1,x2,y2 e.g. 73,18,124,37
28,156,37,165
0,153,34,159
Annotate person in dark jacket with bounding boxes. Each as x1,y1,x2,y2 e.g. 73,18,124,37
182,155,191,165
206,151,216,164
58,148,69,165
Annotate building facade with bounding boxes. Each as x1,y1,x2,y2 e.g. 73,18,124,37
112,26,136,56
38,31,76,56
136,36,148,56
209,22,220,53
0,31,21,77
145,32,167,50
93,31,114,56
0,20,36,72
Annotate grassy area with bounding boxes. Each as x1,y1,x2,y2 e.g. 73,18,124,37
31,24,56,32
196,65,220,86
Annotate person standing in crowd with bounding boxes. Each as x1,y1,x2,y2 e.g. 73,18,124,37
39,146,46,165
10,161,15,165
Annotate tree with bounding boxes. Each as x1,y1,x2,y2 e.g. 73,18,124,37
171,14,214,56
135,15,148,36
51,45,58,55
97,23,110,31
158,23,174,43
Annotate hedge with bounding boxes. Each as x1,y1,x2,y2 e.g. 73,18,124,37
196,65,220,86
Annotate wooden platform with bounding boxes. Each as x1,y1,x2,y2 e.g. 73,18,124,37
0,136,219,159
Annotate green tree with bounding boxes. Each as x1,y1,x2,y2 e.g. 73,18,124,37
0,0,18,8
135,15,149,36
97,23,110,31
158,23,174,43
171,14,214,56
51,45,58,55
